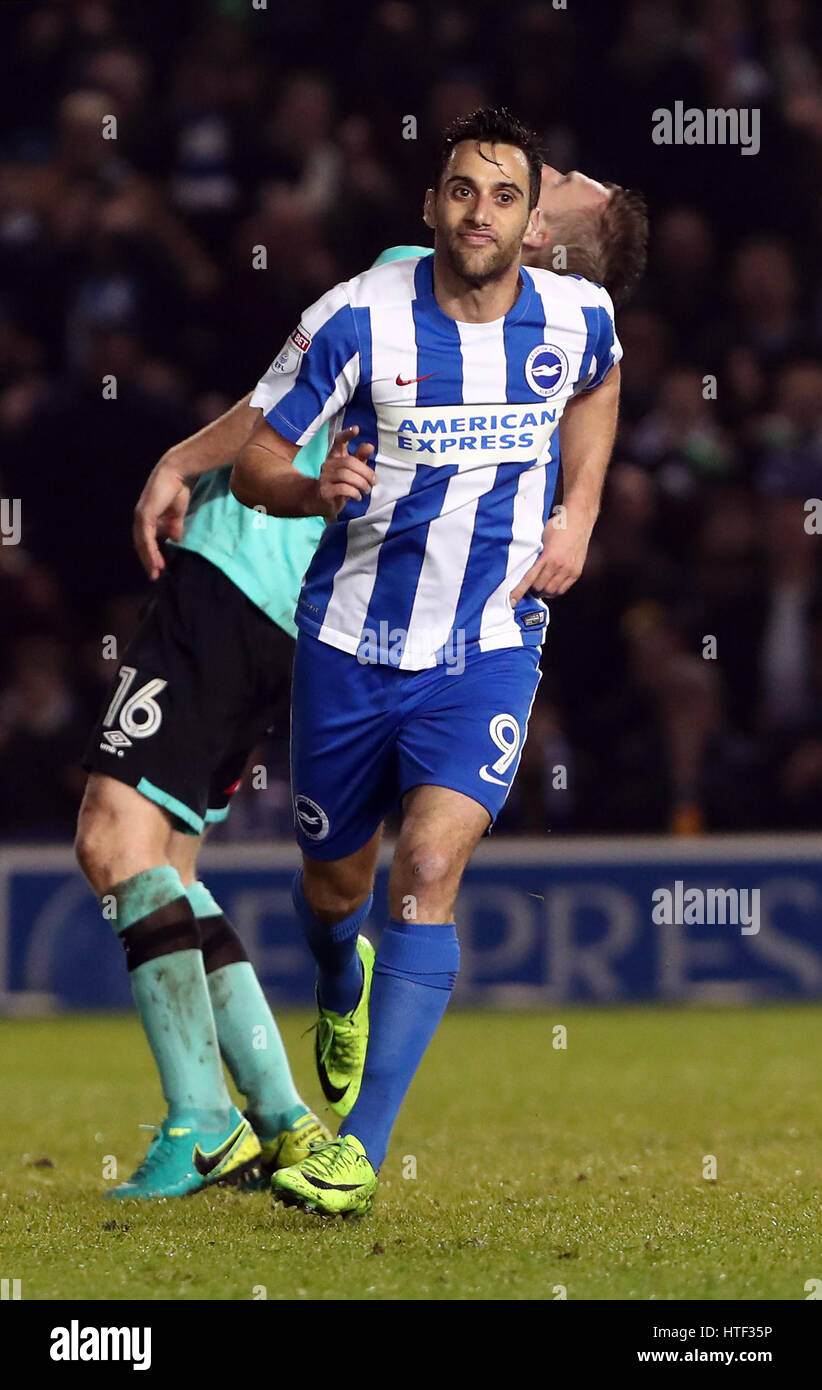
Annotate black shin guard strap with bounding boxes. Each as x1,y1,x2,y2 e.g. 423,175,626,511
200,914,250,974
119,901,201,973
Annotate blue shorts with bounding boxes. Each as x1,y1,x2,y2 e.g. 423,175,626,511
290,633,541,860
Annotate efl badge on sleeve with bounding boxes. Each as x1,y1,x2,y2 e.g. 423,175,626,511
271,323,312,375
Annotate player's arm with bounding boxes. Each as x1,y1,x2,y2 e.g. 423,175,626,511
555,360,620,528
231,280,367,519
231,421,375,520
134,392,261,580
510,363,620,602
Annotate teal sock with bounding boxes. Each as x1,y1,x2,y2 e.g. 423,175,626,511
187,881,308,1139
108,867,231,1130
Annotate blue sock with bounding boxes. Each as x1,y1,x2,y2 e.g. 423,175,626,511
340,919,459,1170
292,871,371,1015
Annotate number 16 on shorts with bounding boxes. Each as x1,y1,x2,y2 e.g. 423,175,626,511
101,665,168,752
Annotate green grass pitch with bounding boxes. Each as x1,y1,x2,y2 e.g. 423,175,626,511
1,1006,819,1301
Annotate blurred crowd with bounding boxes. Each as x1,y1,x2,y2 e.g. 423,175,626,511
1,0,821,838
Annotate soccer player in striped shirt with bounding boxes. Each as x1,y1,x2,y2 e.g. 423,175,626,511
231,107,625,1216
74,146,644,1201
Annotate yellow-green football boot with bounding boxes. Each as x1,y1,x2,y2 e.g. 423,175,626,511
105,1106,261,1199
239,1111,332,1189
262,1112,332,1170
315,935,375,1117
271,1135,377,1218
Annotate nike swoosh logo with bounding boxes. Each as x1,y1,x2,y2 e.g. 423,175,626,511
315,1038,350,1105
192,1122,244,1177
479,765,508,786
396,372,436,386
304,1174,364,1191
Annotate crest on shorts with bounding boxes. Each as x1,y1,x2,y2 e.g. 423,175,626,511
294,794,329,840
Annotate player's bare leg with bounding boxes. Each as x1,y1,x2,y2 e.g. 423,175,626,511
388,783,490,922
75,774,172,893
166,825,201,887
300,826,383,922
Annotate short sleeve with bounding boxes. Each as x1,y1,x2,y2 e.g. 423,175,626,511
250,283,361,445
574,286,622,393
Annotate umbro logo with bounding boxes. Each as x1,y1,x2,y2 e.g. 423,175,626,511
103,730,132,748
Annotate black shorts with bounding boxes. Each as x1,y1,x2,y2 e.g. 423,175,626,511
83,550,294,834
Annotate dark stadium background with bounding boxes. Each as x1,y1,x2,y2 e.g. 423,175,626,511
1,0,821,843
3,7,821,1315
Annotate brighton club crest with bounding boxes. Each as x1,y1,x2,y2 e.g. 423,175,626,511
525,343,570,398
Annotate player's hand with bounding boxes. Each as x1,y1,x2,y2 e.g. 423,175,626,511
317,426,376,518
509,509,594,605
133,463,192,581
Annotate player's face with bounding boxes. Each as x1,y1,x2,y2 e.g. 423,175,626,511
520,165,612,260
425,141,536,287
538,166,610,219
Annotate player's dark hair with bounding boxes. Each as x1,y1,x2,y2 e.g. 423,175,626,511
434,106,543,210
541,185,648,307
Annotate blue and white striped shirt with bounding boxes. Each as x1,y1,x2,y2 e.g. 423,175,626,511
250,255,621,669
